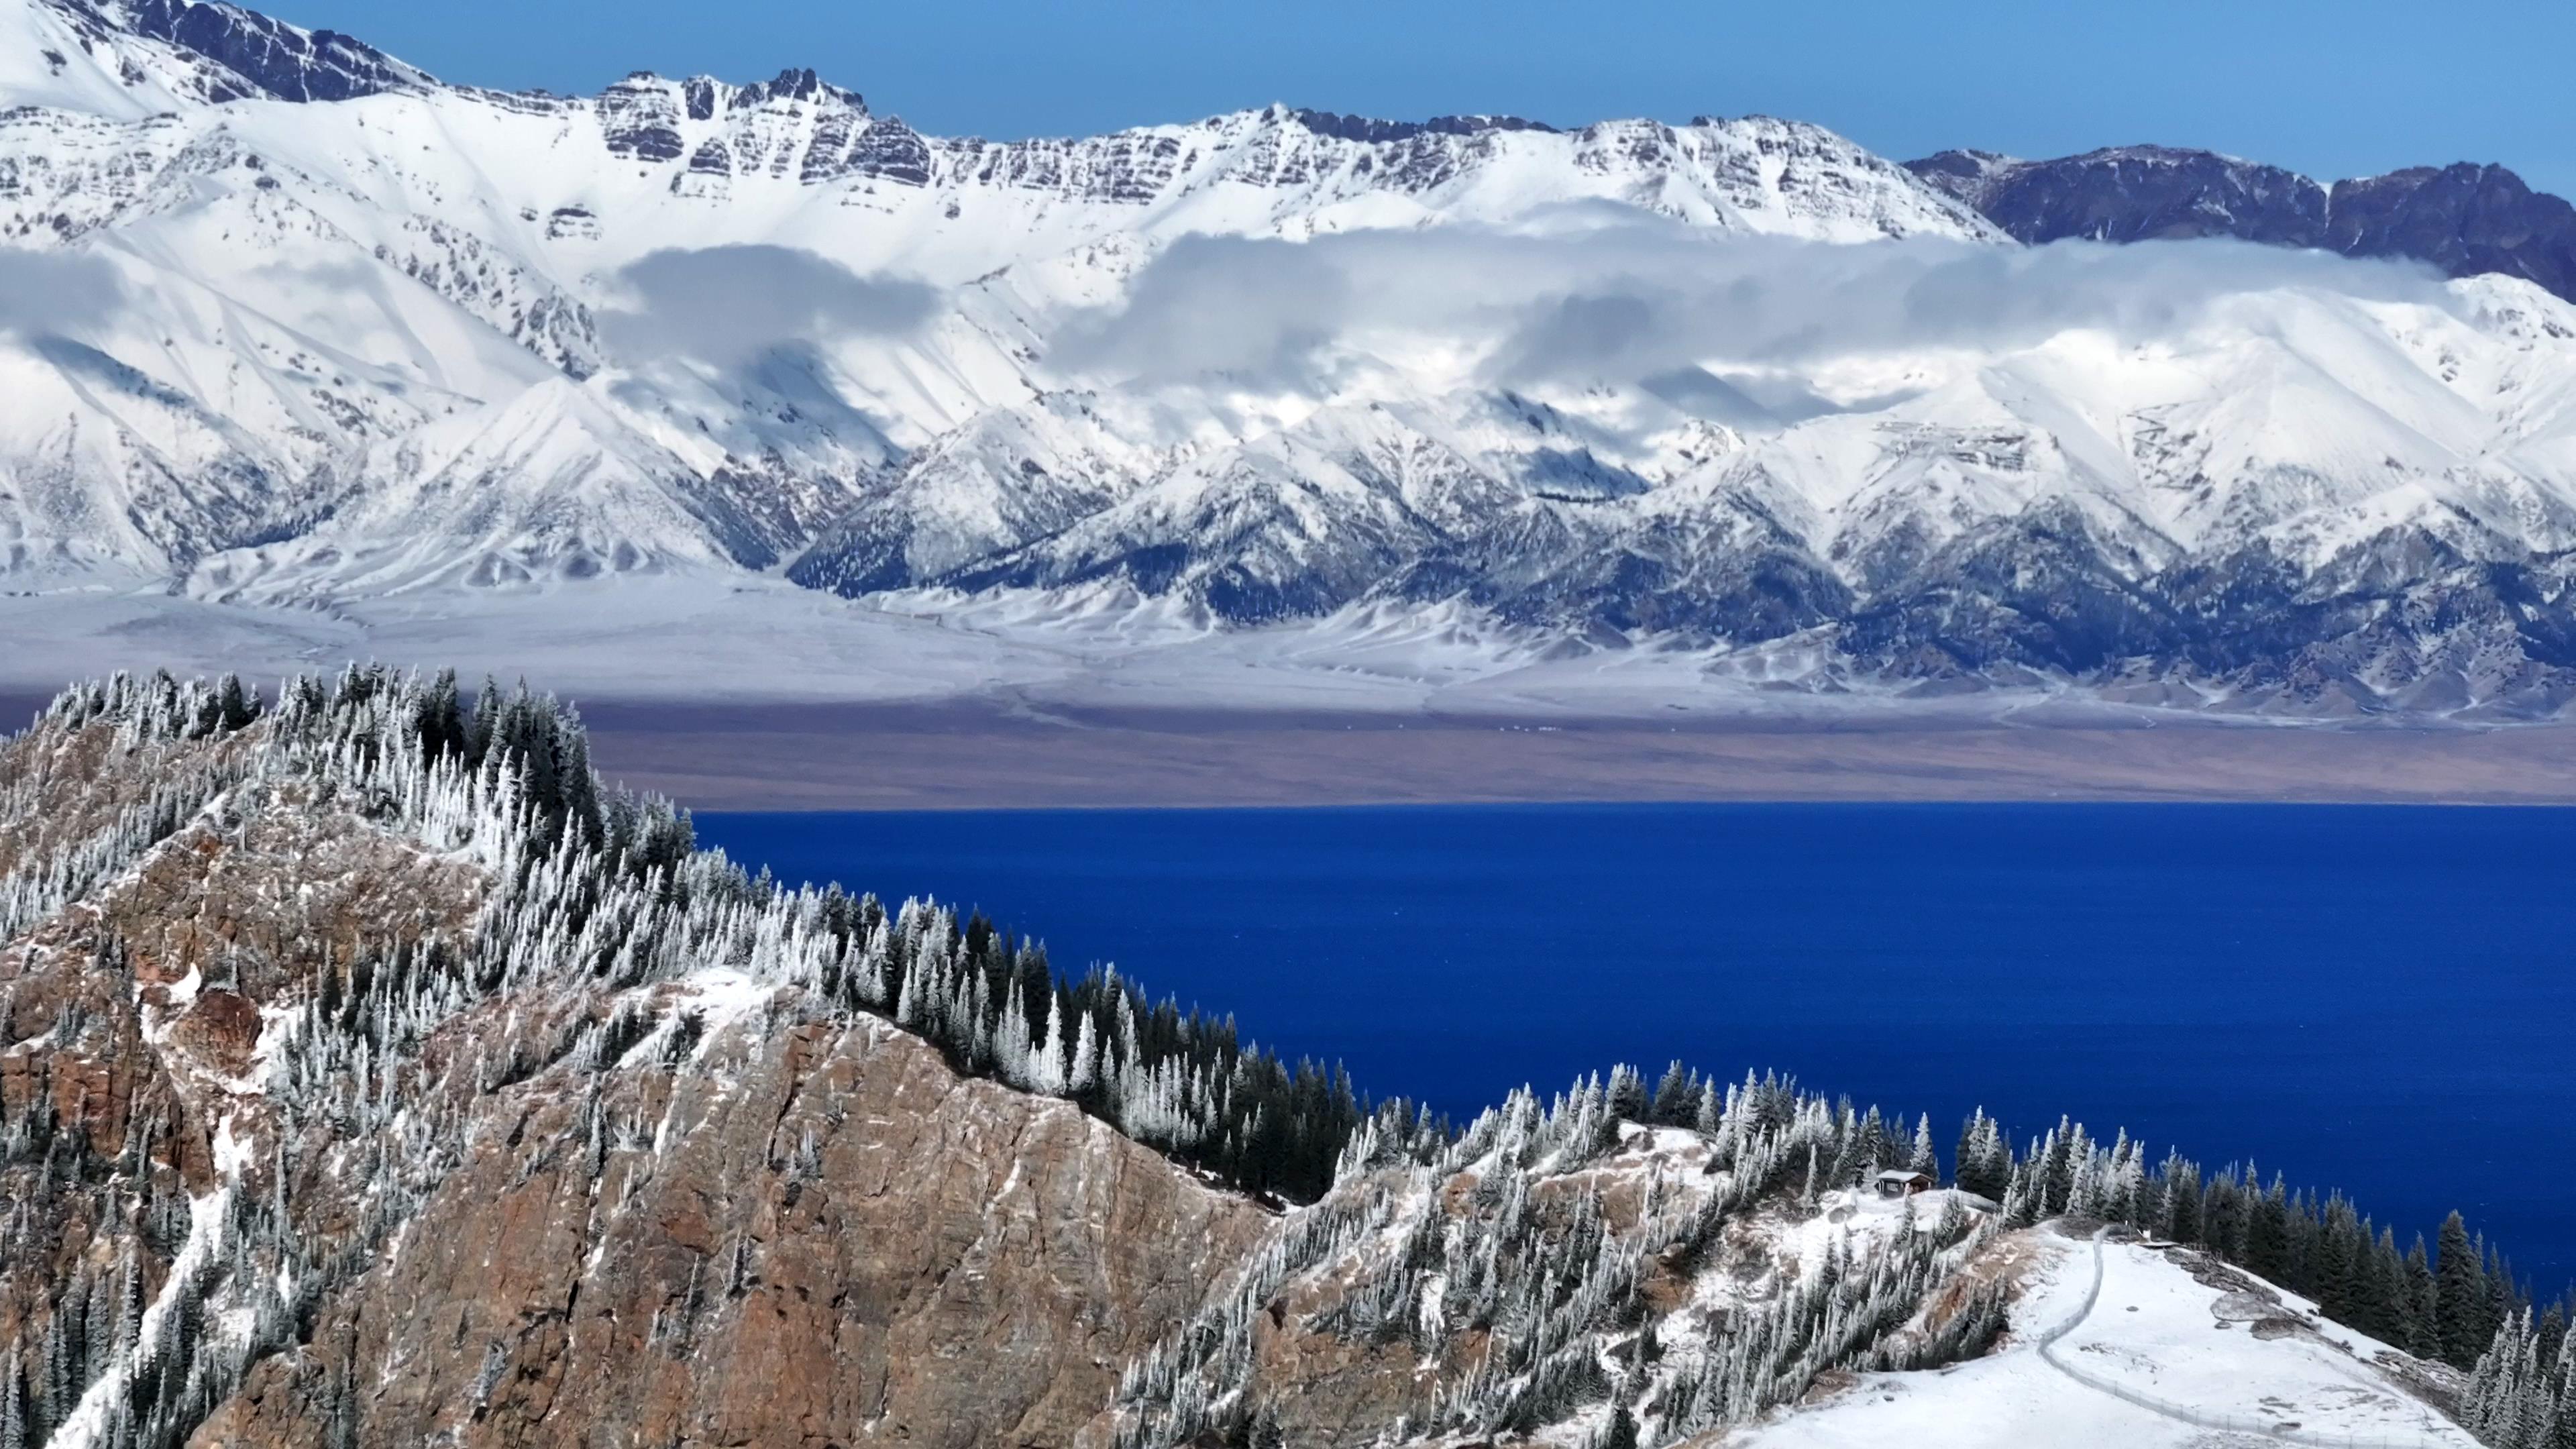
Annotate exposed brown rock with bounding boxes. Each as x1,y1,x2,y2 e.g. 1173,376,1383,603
191,1007,1269,1448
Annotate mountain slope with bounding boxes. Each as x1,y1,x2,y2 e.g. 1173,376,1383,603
796,275,2576,714
0,0,419,116
0,675,1269,1448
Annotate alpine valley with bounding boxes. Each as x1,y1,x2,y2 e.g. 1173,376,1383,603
8,0,2576,716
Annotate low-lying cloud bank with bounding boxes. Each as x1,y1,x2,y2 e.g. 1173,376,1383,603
1044,212,2457,394
598,245,941,366
559,215,2465,411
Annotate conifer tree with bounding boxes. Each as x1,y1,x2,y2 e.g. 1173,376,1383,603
2244,1174,2289,1282
2439,1212,2491,1368
216,673,258,731
2481,1240,2518,1352
2390,1227,2431,1350
2039,1118,2076,1215
467,674,502,765
1069,1010,1100,1096
1970,1113,2013,1201
2403,1236,2443,1361
0,1348,22,1449
2201,1168,2246,1261
1905,1114,1937,1179
2161,1156,2202,1244
1848,1106,1891,1183
1607,1065,1647,1124
81,1267,110,1382
2310,1199,2355,1323
1648,1063,1695,1127
42,1307,72,1434
1954,1114,1986,1195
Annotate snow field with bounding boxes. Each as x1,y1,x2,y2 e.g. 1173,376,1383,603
1733,1226,2477,1448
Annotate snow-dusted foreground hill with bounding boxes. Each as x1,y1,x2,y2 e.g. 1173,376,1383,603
1,668,2534,1446
7,0,2576,716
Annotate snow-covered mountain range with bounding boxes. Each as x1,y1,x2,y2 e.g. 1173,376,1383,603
7,0,2576,717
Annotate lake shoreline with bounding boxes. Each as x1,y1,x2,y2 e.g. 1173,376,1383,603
15,688,2574,811
572,700,2576,811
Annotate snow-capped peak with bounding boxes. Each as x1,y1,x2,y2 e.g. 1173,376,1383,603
9,0,435,113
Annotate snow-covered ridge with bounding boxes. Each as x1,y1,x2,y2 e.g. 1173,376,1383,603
9,0,431,115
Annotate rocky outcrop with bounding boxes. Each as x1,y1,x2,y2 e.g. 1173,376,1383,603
2326,162,2576,304
197,1011,1269,1449
1909,144,2576,304
110,0,427,103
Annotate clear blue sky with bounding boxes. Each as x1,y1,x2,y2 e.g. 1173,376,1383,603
276,0,2574,195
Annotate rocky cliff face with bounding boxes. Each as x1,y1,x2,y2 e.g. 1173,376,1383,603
1907,145,2330,246
104,0,430,103
193,1012,1269,1448
2326,162,2576,304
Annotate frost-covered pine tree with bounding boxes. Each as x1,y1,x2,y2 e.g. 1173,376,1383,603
0,1349,23,1449
1069,1008,1099,1095
1905,1114,1937,1179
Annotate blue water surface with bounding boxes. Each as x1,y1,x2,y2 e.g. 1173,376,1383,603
693,803,2576,1292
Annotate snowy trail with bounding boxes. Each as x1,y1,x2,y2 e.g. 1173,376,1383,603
2036,1225,2464,1448
2033,1224,2112,1356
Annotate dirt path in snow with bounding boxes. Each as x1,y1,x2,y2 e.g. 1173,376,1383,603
2033,1224,2461,1448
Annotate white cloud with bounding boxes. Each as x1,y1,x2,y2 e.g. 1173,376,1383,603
598,245,940,366
1044,210,2457,398
0,249,127,337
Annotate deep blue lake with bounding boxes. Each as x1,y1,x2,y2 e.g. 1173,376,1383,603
693,803,2576,1293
